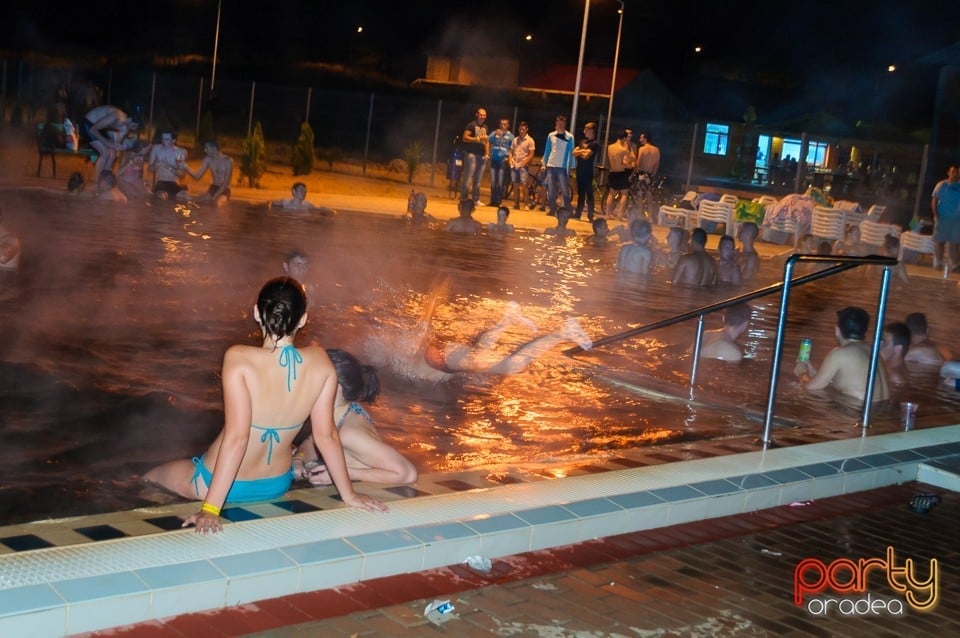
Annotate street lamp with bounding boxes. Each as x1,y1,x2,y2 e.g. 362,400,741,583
570,0,591,134
600,0,625,168
210,0,222,93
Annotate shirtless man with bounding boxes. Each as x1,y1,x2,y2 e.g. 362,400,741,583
715,235,743,285
634,132,661,217
617,219,653,275
656,226,689,271
794,306,890,402
148,130,189,201
673,228,717,286
81,105,138,177
880,321,911,386
487,206,515,234
445,198,482,234
406,192,437,226
270,182,318,211
698,302,752,362
737,222,760,280
903,312,952,366
186,140,233,206
544,206,576,237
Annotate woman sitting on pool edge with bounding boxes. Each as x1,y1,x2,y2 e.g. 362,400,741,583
144,277,387,534
294,349,418,486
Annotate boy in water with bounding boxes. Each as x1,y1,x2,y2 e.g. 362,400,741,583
616,219,653,274
794,306,889,402
697,302,752,362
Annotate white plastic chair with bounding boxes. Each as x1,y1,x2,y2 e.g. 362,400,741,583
697,200,735,235
658,205,689,229
866,204,886,219
719,193,739,206
859,220,899,253
762,218,799,247
898,231,936,265
811,206,845,243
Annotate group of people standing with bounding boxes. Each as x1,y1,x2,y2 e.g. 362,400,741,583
457,107,659,223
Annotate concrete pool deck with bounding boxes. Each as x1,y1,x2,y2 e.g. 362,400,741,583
0,422,957,636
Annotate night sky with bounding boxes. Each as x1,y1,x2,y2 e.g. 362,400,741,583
2,1,953,84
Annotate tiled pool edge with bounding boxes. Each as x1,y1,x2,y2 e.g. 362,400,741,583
1,424,958,636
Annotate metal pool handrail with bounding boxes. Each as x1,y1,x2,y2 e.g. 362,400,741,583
564,254,897,446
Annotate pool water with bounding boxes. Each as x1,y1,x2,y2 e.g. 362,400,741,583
0,188,957,524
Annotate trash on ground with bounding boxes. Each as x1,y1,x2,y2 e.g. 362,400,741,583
424,599,456,625
463,554,493,573
787,500,812,507
760,548,783,557
908,493,940,513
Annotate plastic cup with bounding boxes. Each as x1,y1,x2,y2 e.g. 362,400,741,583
901,402,918,429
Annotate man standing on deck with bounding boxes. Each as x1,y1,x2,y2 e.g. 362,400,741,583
542,115,576,217
931,164,960,270
460,108,489,206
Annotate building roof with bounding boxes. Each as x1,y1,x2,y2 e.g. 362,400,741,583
521,64,641,95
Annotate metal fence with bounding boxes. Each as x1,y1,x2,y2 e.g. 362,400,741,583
1,59,937,221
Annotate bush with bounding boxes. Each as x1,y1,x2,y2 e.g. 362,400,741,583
291,121,315,176
240,122,267,188
402,140,423,184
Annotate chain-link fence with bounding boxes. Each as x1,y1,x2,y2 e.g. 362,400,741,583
1,58,936,222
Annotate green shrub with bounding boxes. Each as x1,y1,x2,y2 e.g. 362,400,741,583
240,122,267,188
292,121,315,176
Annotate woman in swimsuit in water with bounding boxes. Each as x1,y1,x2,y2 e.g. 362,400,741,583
294,349,418,486
144,277,387,534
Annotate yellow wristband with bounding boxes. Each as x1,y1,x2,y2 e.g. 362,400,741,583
201,502,221,516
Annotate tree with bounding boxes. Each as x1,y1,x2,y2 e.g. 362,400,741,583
292,121,315,176
240,122,267,188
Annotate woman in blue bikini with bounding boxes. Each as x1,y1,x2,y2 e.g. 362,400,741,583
144,277,387,534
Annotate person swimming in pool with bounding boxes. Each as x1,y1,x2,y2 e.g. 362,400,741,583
144,277,387,534
294,349,418,486
392,281,593,383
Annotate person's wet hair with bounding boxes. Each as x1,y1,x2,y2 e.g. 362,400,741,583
884,321,911,354
724,302,752,327
591,217,607,233
905,312,928,336
630,218,652,240
836,306,869,341
256,276,307,341
691,227,707,246
326,348,380,404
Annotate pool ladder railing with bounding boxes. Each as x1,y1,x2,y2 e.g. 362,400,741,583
564,254,898,447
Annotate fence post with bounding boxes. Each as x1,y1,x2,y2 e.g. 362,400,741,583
195,77,204,144
1,60,6,129
685,122,698,191
794,132,807,194
148,72,156,140
107,67,112,105
362,92,374,177
912,144,930,222
247,81,256,138
305,87,312,124
430,99,442,188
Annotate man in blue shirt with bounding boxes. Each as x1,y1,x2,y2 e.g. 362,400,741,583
542,115,575,216
488,118,514,207
931,164,960,270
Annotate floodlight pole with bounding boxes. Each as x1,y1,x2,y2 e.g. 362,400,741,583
601,0,624,168
211,0,222,93
570,0,590,134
